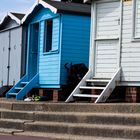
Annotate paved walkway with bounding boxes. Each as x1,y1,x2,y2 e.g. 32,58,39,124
0,135,56,140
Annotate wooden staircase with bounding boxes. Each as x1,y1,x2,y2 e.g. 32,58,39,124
6,74,39,100
66,68,121,103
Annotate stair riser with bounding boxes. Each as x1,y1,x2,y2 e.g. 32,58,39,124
0,120,24,130
0,102,12,110
34,113,140,126
24,123,140,139
1,111,34,120
1,102,140,113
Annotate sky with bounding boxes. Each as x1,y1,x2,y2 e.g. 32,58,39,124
0,0,36,20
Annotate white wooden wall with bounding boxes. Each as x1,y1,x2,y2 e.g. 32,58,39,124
121,0,140,83
91,0,140,85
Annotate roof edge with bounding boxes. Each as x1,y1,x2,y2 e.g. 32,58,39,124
0,12,21,26
84,0,91,3
22,0,57,24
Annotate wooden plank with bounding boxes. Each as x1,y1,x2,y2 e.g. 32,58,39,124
73,94,99,98
80,86,105,90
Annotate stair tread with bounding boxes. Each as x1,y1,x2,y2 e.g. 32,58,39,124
0,118,31,123
21,82,29,84
15,132,137,140
25,121,140,130
86,79,110,82
8,93,18,95
0,128,23,134
73,93,99,98
80,86,105,90
15,87,23,90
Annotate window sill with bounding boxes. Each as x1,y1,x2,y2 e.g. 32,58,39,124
43,50,59,55
131,37,140,42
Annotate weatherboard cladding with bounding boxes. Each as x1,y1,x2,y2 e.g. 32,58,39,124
0,12,26,86
60,14,90,85
91,0,140,84
121,1,140,82
27,4,90,88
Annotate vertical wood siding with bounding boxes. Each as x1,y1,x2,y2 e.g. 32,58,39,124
60,14,90,85
0,31,9,86
9,27,22,85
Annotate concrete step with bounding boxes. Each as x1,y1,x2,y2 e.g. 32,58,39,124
0,118,26,130
24,121,140,139
34,112,140,126
1,100,140,113
15,132,140,140
0,109,34,120
0,128,23,135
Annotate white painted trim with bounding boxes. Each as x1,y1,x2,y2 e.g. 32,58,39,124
0,12,21,25
22,0,57,24
95,67,121,103
65,70,92,102
119,82,140,86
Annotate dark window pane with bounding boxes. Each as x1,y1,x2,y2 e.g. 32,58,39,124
44,19,53,52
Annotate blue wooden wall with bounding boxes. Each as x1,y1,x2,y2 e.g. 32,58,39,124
60,14,90,85
27,6,90,88
27,7,61,88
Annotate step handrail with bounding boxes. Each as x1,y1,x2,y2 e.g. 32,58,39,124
65,69,92,102
16,73,39,100
6,75,28,98
95,67,121,103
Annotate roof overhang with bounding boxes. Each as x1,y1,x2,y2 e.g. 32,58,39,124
84,0,91,3
0,12,21,25
22,0,57,24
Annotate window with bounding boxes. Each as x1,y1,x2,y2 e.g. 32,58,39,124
44,19,53,52
133,0,140,38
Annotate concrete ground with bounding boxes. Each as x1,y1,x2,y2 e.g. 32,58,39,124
0,135,56,140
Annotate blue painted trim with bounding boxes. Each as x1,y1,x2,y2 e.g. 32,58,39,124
6,74,28,98
26,25,31,75
39,85,61,88
37,22,41,73
16,73,39,100
58,14,63,86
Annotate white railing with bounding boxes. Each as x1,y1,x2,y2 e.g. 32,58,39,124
95,67,121,103
65,69,92,103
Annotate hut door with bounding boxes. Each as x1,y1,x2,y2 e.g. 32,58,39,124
0,31,9,86
28,23,39,80
9,28,22,86
94,0,120,78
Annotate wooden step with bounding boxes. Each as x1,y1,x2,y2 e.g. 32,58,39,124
20,82,29,85
8,93,18,96
86,79,110,83
80,86,105,90
73,94,99,98
15,87,23,90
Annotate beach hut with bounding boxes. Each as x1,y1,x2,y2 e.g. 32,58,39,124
66,0,140,103
0,12,27,95
6,0,90,100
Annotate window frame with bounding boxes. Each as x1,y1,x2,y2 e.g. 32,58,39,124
43,18,53,53
132,0,140,41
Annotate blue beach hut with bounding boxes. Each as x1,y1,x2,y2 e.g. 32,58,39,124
6,0,90,100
